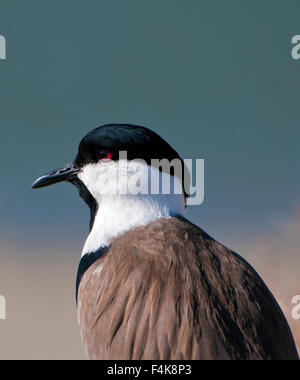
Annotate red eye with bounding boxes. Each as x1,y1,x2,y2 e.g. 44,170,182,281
99,150,113,161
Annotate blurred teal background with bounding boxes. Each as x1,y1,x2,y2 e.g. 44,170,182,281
0,0,299,359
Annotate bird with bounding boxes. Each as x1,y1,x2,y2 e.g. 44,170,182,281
32,124,299,360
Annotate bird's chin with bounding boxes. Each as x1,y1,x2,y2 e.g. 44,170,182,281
69,177,98,231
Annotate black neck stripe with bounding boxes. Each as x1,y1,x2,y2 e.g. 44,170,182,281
76,246,109,304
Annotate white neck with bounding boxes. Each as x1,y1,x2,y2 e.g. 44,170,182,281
82,193,184,256
78,160,185,256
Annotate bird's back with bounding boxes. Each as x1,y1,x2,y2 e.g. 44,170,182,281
77,217,299,360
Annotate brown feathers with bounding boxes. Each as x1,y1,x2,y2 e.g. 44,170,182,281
77,217,298,360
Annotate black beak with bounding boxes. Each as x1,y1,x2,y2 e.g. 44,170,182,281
31,163,80,189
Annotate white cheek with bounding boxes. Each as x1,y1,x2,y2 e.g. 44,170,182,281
78,160,185,202
78,162,115,200
78,160,140,200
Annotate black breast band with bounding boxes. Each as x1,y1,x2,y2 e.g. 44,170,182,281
76,246,109,304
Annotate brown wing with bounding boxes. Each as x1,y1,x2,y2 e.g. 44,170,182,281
77,217,299,360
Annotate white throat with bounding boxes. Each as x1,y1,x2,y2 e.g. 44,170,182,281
78,160,185,256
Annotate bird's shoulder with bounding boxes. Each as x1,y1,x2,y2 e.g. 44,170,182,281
107,216,255,276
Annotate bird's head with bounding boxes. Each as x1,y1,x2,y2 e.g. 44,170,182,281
32,124,190,229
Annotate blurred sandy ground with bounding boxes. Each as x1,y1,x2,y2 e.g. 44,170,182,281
0,250,87,360
242,208,300,356
0,211,299,360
